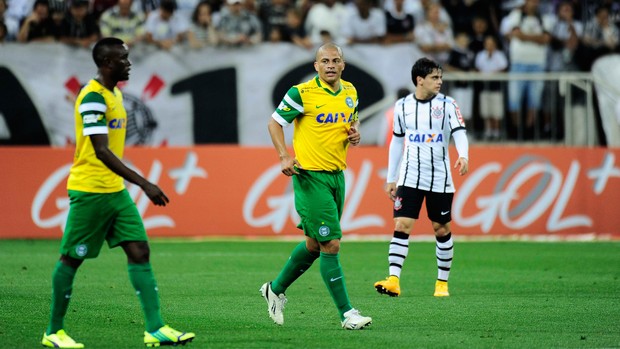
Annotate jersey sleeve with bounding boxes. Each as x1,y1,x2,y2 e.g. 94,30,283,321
448,99,466,134
392,97,406,137
79,91,108,136
352,92,359,122
271,86,304,127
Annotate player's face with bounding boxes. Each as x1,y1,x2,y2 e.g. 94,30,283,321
108,44,131,82
417,68,442,98
314,47,345,89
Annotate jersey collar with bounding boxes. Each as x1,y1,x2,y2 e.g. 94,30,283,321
414,93,437,103
315,75,342,96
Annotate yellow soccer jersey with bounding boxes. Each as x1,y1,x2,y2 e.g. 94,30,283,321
67,79,127,193
271,75,358,172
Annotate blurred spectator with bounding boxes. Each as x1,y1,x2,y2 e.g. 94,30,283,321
441,0,476,34
187,0,217,48
500,0,553,139
58,0,100,48
469,16,497,55
242,0,257,15
216,0,261,46
584,0,618,29
99,0,146,47
92,0,117,19
0,19,7,41
258,0,290,42
48,0,64,39
17,0,55,42
175,0,201,20
382,0,417,17
6,0,34,26
445,31,474,126
384,0,414,44
475,35,508,141
411,0,450,29
582,5,619,69
280,7,311,48
548,1,582,72
414,2,453,64
140,0,160,14
145,0,190,50
1,0,20,40
341,0,386,45
304,0,346,45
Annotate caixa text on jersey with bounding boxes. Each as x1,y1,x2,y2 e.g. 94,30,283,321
316,113,354,123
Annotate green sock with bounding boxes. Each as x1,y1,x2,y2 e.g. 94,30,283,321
271,241,319,295
320,252,352,320
47,261,77,335
128,263,164,333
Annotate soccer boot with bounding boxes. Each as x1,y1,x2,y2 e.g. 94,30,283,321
374,275,401,297
144,325,195,347
434,280,449,297
259,282,287,325
41,329,84,349
341,309,372,330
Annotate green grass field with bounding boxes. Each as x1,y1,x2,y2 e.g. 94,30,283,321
1,239,619,349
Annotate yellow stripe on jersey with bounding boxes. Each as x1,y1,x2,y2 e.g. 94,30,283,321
67,79,127,193
272,76,358,172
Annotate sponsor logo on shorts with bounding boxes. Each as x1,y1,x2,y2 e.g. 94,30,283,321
319,225,330,237
75,244,88,257
394,197,402,211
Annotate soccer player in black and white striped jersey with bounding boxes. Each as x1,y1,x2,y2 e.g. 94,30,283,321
374,57,469,298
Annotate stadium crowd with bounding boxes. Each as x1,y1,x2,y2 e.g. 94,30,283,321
1,0,619,141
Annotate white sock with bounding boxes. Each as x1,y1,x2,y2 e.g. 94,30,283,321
436,233,453,281
388,233,409,278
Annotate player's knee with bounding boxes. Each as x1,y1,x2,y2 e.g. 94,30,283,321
434,224,450,237
123,241,150,264
319,239,340,254
394,219,413,233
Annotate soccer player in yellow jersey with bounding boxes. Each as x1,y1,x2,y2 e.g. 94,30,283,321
260,43,372,330
41,37,195,349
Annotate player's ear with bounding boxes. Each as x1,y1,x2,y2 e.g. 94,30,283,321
314,61,319,72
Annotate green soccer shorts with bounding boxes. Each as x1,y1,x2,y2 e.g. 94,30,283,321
60,189,147,259
293,169,345,242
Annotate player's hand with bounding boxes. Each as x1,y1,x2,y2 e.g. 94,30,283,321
454,157,469,176
141,182,170,206
280,156,301,177
385,182,397,201
347,126,361,146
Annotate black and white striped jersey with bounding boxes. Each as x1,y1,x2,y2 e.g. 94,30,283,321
388,92,467,193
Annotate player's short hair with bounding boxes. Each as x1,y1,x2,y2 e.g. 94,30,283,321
316,42,344,61
411,57,442,86
92,37,125,67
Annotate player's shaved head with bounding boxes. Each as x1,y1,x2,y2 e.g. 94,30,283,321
92,37,126,67
315,42,344,62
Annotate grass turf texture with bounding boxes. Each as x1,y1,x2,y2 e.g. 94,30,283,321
0,240,619,349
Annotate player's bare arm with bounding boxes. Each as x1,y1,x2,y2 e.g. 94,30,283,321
90,134,170,206
268,118,301,176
